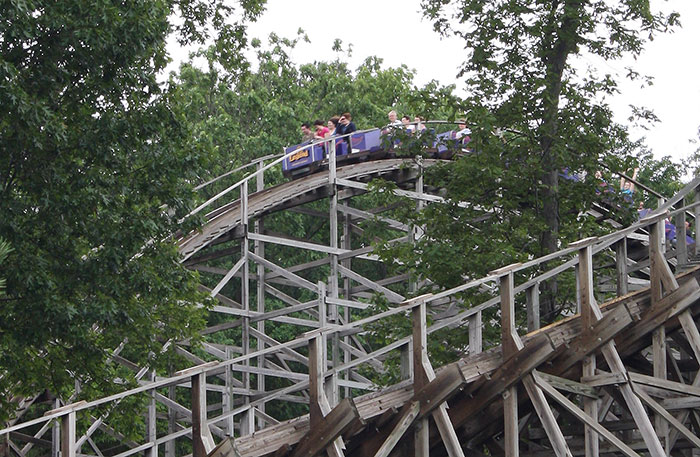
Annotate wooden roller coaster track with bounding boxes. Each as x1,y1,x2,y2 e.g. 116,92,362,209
4,141,700,457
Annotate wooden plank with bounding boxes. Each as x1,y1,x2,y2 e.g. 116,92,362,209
616,238,629,296
288,398,361,457
373,402,420,457
599,341,666,457
546,302,634,376
449,333,556,428
580,372,626,389
633,385,700,448
533,373,641,457
522,373,572,457
432,404,466,457
338,264,405,303
191,373,216,457
248,252,318,292
537,372,598,398
61,412,76,457
678,310,700,363
629,372,700,398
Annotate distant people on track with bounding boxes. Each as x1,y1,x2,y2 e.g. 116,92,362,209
387,110,402,127
620,168,639,201
414,116,426,132
455,121,471,142
327,116,340,138
336,112,357,137
314,120,329,140
301,123,314,142
401,115,415,133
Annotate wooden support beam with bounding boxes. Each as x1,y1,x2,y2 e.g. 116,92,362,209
538,372,598,398
526,284,540,333
616,238,629,297
191,373,216,457
412,301,430,457
288,398,361,457
60,412,76,457
533,373,641,457
373,402,420,457
449,333,556,429
522,373,572,457
633,385,700,449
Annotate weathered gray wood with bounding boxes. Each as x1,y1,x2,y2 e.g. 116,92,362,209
599,341,666,457
374,402,420,457
538,372,598,398
526,283,540,333
577,244,599,457
468,311,483,355
61,412,76,457
634,385,700,449
522,373,572,457
191,373,215,457
652,325,668,448
615,238,629,296
412,301,430,457
534,373,641,457
248,252,318,293
676,210,688,268
337,264,405,303
288,398,359,457
695,188,700,257
145,373,157,457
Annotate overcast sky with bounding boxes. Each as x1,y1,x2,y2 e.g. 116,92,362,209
184,0,699,164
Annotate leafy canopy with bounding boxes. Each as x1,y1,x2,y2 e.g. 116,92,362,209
0,0,265,418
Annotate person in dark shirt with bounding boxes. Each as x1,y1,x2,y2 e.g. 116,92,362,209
336,112,357,137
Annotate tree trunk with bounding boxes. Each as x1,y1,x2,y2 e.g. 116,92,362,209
539,0,582,323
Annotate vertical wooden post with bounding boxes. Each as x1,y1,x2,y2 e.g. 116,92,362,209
146,371,157,457
468,312,482,355
308,333,345,457
328,138,340,407
255,160,266,428
224,347,235,437
573,236,667,457
657,198,666,253
400,341,413,381
51,399,60,457
676,209,688,269
240,179,254,435
694,188,700,257
61,411,76,457
165,383,176,457
192,373,215,457
308,334,325,426
342,210,352,398
572,239,599,457
526,283,540,332
490,264,524,457
412,301,430,456
615,238,628,296
652,325,668,450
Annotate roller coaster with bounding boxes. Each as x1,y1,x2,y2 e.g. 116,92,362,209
3,123,700,457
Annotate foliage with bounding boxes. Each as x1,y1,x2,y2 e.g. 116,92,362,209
0,0,265,420
0,238,10,297
396,0,682,321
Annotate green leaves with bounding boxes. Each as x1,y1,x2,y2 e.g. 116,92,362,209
0,0,265,420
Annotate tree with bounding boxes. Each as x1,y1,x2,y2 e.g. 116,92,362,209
411,0,679,321
0,0,265,419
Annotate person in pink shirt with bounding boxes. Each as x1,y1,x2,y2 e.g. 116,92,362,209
314,120,330,140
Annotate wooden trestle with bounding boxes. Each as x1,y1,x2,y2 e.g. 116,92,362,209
4,142,700,457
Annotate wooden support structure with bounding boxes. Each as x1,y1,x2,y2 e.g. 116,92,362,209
5,153,700,457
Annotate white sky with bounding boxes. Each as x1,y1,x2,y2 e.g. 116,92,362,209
173,0,700,164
